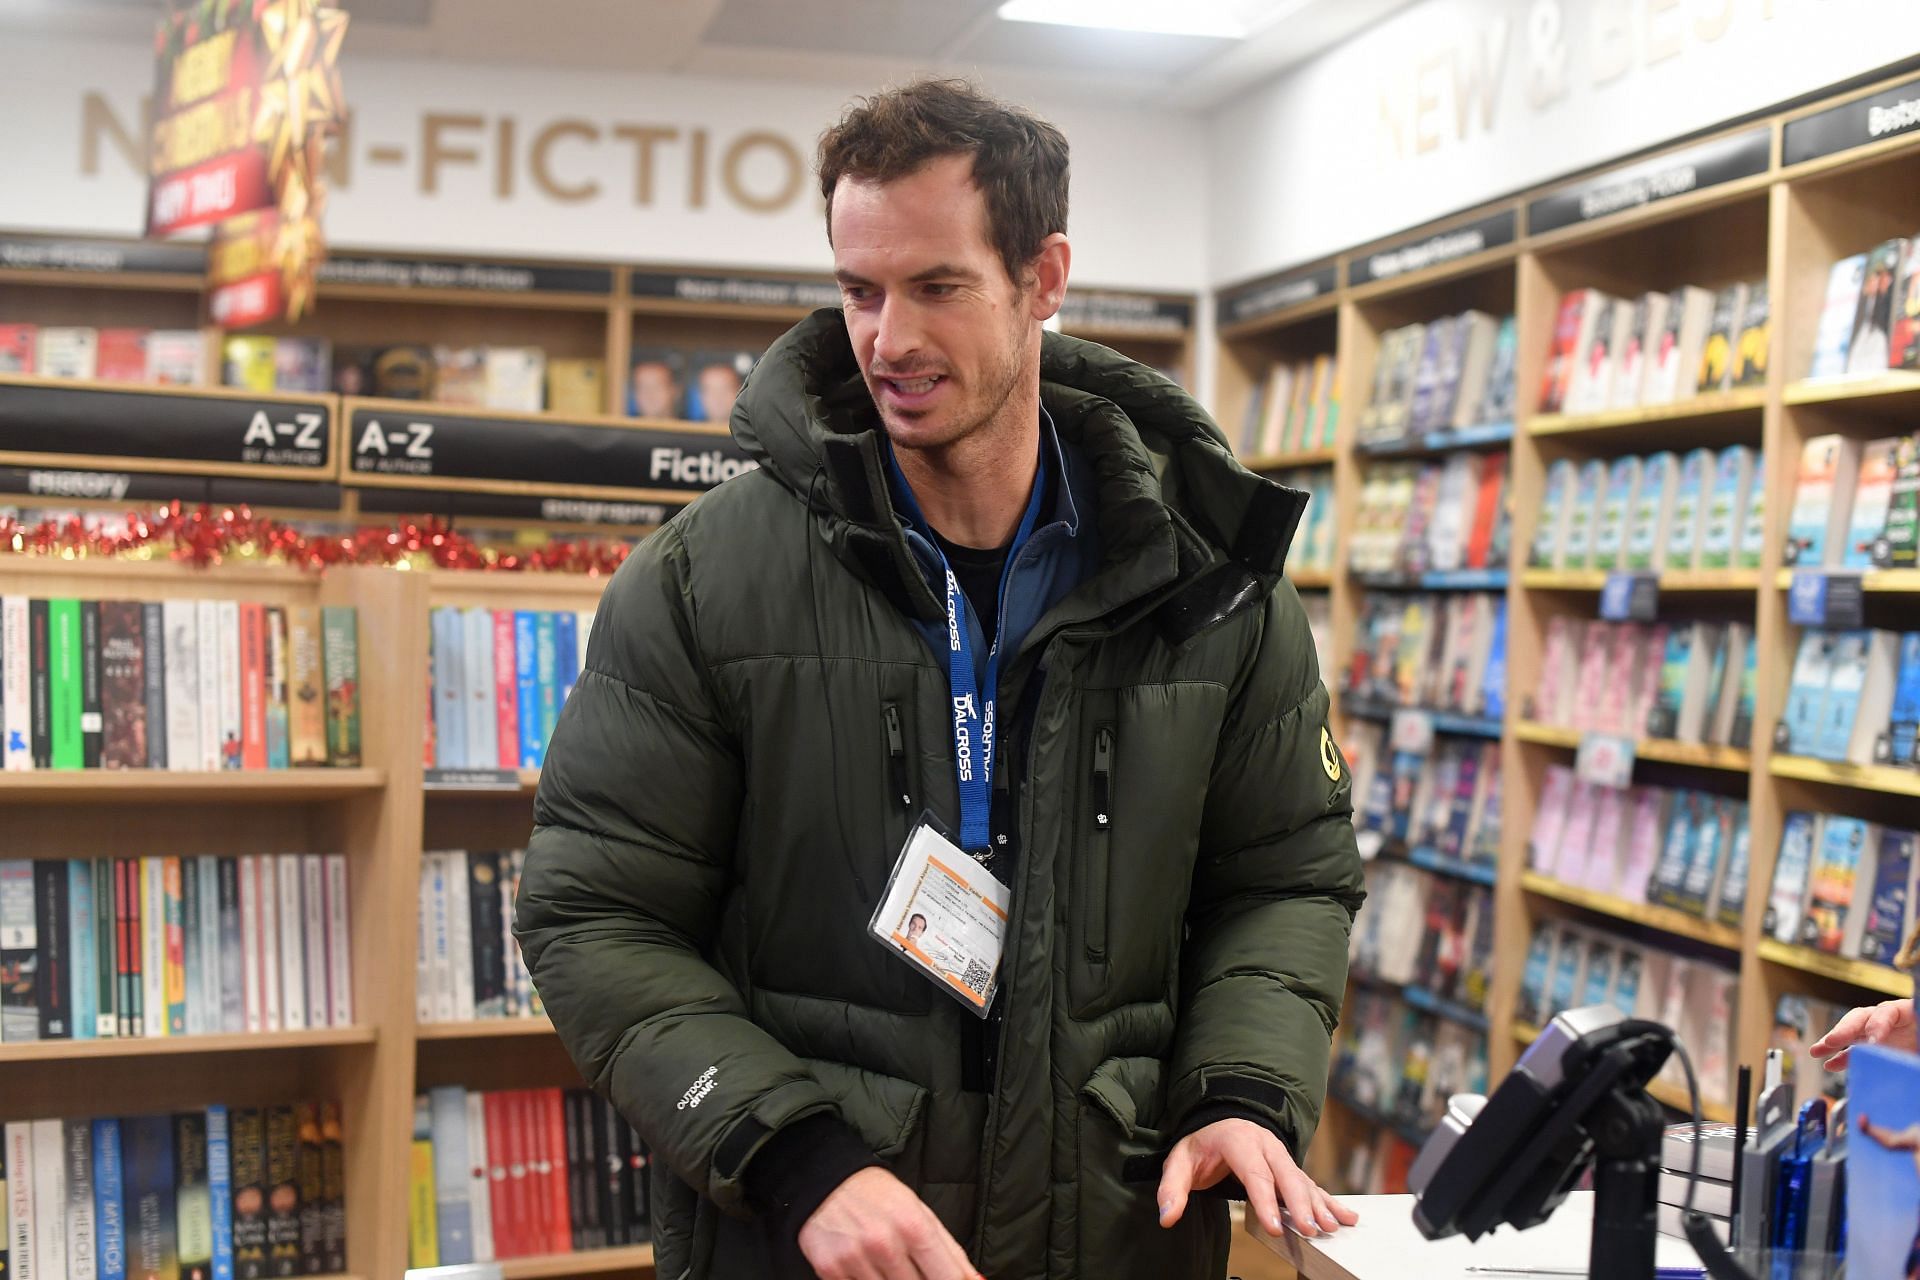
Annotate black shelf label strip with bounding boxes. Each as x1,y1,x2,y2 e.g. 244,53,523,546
1058,291,1192,334
1528,127,1772,235
1216,263,1339,327
629,270,840,311
316,256,615,296
1348,209,1517,287
344,406,754,497
355,486,680,527
0,383,334,474
1785,73,1920,167
0,236,207,277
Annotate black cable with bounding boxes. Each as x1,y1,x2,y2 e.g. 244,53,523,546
1670,1037,1761,1280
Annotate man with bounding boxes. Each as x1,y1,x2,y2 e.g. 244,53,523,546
516,79,1364,1280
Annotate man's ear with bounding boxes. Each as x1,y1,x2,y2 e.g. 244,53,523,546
1029,233,1071,322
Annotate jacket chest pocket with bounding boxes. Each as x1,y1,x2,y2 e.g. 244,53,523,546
1075,722,1115,966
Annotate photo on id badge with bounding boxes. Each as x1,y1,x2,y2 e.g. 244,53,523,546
868,815,1010,1017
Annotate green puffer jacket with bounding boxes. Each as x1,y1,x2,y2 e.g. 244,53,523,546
515,310,1365,1280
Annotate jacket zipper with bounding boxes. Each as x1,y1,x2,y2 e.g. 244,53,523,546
1086,724,1114,962
883,702,912,812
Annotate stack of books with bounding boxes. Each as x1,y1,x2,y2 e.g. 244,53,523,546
1783,431,1920,569
415,849,539,1025
0,598,361,772
1332,990,1491,1135
1533,617,1756,748
1239,353,1340,457
1806,237,1920,377
1532,447,1765,574
1349,452,1512,575
1539,281,1768,415
1344,591,1509,719
1779,629,1920,766
0,323,204,385
3,1102,347,1279
1348,729,1503,865
1350,860,1495,1007
1765,812,1917,964
409,1086,650,1267
0,854,353,1043
1359,311,1518,448
426,605,595,772
1516,921,1737,1108
1528,772,1753,923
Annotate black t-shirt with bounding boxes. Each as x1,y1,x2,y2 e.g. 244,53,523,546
931,531,1009,650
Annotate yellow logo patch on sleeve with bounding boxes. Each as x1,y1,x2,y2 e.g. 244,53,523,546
1320,725,1342,782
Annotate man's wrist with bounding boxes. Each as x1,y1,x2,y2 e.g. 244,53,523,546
743,1112,883,1255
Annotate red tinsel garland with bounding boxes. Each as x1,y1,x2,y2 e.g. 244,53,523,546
0,502,633,576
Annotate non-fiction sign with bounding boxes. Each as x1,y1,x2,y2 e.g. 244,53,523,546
344,404,754,497
0,381,333,476
1347,209,1516,287
1216,262,1339,328
1527,127,1772,235
318,255,614,296
1787,571,1865,630
1784,72,1920,168
629,270,839,312
0,236,206,277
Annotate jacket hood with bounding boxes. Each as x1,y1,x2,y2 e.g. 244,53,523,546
730,309,1308,645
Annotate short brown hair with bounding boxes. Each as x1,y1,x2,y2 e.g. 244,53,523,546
817,79,1069,285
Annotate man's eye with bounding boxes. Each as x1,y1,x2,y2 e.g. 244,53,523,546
923,283,954,298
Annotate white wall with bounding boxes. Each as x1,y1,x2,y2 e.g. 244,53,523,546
1209,0,1920,286
0,33,1208,294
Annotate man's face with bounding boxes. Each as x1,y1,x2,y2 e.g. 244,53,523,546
832,154,1034,453
698,364,743,423
632,362,678,419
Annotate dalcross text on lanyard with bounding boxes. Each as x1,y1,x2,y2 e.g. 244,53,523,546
940,476,1045,858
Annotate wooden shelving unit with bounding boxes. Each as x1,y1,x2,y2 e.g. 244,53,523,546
0,1025,378,1064
498,1245,658,1279
0,767,388,802
1520,872,1744,952
416,1018,557,1041
1211,69,1920,1192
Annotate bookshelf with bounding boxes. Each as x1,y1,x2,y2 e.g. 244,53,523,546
1211,69,1920,1192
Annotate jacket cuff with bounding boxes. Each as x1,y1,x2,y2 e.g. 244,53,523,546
1170,1100,1289,1150
743,1113,883,1260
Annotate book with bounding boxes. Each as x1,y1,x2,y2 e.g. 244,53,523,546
222,338,277,393
1591,454,1642,571
0,862,36,1043
48,598,81,770
1844,436,1902,568
1566,294,1629,415
545,358,604,416
0,323,35,373
1540,290,1600,414
433,346,488,405
29,600,49,769
320,609,359,767
229,1110,266,1280
1767,811,1822,943
144,331,203,387
1808,253,1868,377
1624,451,1679,572
124,1115,176,1280
294,1106,323,1274
5,1122,32,1280
194,600,221,771
3,596,29,771
95,329,148,383
286,608,326,768
462,608,497,770
176,1112,212,1280
68,861,98,1042
1729,280,1769,387
1816,629,1901,765
1610,292,1667,410
1891,632,1920,767
1845,1045,1920,1280
34,861,70,1040
79,601,103,768
98,603,146,771
1858,827,1916,965
28,1120,64,1280
1894,238,1920,369
38,327,99,379
207,1106,233,1280
1783,631,1838,754
319,1102,345,1274
1785,434,1863,567
1847,237,1907,373
1699,445,1757,571
485,347,546,412
1562,460,1608,569
263,608,289,769
95,1118,125,1280
1644,286,1715,404
263,1107,300,1277
429,1088,473,1264
1694,282,1747,394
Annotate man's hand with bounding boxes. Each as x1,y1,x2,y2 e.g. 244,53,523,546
797,1166,981,1280
1809,998,1917,1071
1156,1117,1358,1239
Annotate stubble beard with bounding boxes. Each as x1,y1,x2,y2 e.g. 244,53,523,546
876,318,1030,463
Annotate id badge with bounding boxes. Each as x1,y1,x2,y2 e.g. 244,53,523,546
868,816,1008,1018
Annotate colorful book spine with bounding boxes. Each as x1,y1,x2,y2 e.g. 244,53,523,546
2,596,29,771
68,860,97,1041
514,612,540,769
319,1103,345,1275
277,854,306,1032
206,1106,233,1280
64,1117,96,1280
295,1105,323,1275
239,603,267,771
302,855,327,1031
163,858,186,1036
214,600,241,770
29,1119,64,1280
34,859,70,1040
94,858,116,1039
79,600,102,769
217,858,244,1035
181,856,204,1037
229,1110,266,1280
6,1121,33,1280
29,599,51,769
1858,829,1914,965
123,1115,176,1280
325,856,351,1029
141,859,165,1038
492,611,520,770
555,612,580,712
94,1118,125,1280
286,607,327,767
49,598,82,770
534,612,559,761
320,608,360,767
263,607,289,770
263,1107,301,1277
141,601,166,770
175,1111,212,1280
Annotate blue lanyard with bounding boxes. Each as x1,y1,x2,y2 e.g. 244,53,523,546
930,472,1046,853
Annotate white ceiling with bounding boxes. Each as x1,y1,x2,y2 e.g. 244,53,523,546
0,0,1419,109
